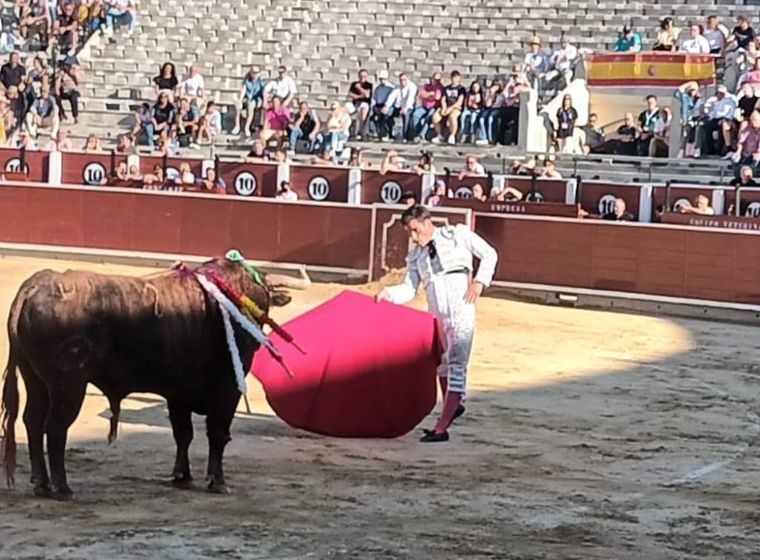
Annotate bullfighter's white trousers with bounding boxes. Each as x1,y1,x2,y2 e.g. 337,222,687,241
425,272,475,396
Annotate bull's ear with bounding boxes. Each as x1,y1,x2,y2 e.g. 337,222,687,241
270,291,292,307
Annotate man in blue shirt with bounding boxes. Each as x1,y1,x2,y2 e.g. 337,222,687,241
614,25,642,52
232,66,267,137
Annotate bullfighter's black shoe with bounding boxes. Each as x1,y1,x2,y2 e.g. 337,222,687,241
420,431,449,443
452,404,466,422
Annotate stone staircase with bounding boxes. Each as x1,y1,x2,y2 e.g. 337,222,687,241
69,0,757,149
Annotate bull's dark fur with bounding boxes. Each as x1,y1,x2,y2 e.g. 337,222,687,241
1,258,290,498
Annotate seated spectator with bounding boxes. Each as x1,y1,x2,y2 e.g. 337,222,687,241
396,73,417,142
737,82,759,124
143,164,164,187
613,25,642,53
116,132,136,154
175,97,200,148
458,155,485,180
702,85,737,156
540,160,562,178
196,101,221,144
232,66,266,137
739,57,760,91
680,24,710,54
19,0,48,48
244,138,267,162
602,198,634,221
102,161,128,185
25,83,58,138
471,183,487,202
492,184,523,202
475,78,505,146
380,149,401,175
411,72,443,142
177,162,195,185
704,15,728,55
414,151,435,175
276,180,298,201
460,80,483,144
507,159,524,175
1,52,26,93
730,110,760,170
548,36,578,91
637,95,661,156
595,113,638,155
649,107,672,157
260,95,290,143
426,179,447,207
131,102,152,144
346,147,367,168
727,15,754,53
82,133,101,152
679,194,715,215
523,36,549,90
288,100,320,153
432,70,466,145
126,163,142,182
555,94,578,153
653,17,680,52
324,101,350,154
55,58,82,124
370,69,398,142
179,65,206,106
197,167,226,194
263,65,297,109
25,55,49,96
400,191,416,207
153,62,178,101
53,1,78,54
346,69,372,140
730,165,759,186
147,92,175,150
104,0,136,37
582,113,605,154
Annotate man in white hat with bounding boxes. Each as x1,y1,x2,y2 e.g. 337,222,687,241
523,36,549,89
370,69,399,141
376,205,498,442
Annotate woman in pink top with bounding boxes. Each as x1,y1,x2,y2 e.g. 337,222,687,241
260,95,291,142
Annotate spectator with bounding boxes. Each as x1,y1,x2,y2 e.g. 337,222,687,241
370,69,398,142
475,78,505,146
704,16,728,55
115,132,136,154
614,25,642,53
126,163,142,182
602,198,634,221
241,139,266,162
264,65,297,108
737,82,759,125
702,84,737,156
460,80,483,144
25,55,49,100
649,107,672,157
276,180,298,201
102,161,128,185
596,112,638,156
104,0,136,36
324,101,350,153
154,132,177,156
727,15,754,52
176,97,201,148
153,62,178,101
42,127,70,151
176,162,194,185
432,70,466,145
19,0,49,48
197,101,221,144
414,151,435,175
380,149,401,175
502,67,530,146
426,179,447,207
1,52,26,92
288,100,320,153
471,183,487,202
582,113,605,154
674,81,704,157
82,133,101,152
555,94,578,152
143,164,164,187
549,36,578,91
346,69,372,140
523,36,549,90
396,72,417,142
179,65,206,106
636,95,660,156
25,83,58,137
232,66,266,137
679,194,715,215
458,155,485,180
146,92,175,150
492,184,523,202
730,165,758,186
731,110,760,170
260,94,290,143
540,160,562,179
653,17,680,52
197,167,226,194
400,191,416,207
739,57,760,90
411,72,443,142
681,24,711,54
507,159,524,175
55,58,82,124
346,146,367,168
131,102,151,145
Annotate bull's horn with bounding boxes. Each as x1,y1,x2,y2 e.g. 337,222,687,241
267,267,312,290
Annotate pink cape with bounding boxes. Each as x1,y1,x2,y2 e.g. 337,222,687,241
251,290,441,437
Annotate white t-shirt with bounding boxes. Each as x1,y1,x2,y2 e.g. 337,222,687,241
181,73,205,97
704,27,727,51
276,190,298,202
265,76,297,101
681,36,711,54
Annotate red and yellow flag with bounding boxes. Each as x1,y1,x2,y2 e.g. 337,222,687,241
587,53,716,88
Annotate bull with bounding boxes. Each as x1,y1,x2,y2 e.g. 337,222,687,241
0,257,295,498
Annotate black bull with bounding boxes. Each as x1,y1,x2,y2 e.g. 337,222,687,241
0,258,292,498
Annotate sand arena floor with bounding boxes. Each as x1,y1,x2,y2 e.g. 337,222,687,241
0,255,758,560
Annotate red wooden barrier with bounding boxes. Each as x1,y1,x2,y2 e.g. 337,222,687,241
443,198,581,217
361,170,424,204
0,147,48,183
216,160,279,197
579,181,643,219
502,176,567,203
289,164,351,202
139,155,205,182
651,184,718,220
437,174,493,198
61,151,127,186
724,187,760,217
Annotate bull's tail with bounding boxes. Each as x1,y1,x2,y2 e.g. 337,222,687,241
1,343,18,488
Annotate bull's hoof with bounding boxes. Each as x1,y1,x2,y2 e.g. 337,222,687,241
171,474,194,490
50,485,74,501
33,484,52,498
207,480,230,495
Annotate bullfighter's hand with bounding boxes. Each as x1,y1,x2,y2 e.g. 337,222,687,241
464,282,484,304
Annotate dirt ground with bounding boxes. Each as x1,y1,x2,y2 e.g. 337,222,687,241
0,255,759,560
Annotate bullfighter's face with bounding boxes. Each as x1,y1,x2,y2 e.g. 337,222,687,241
405,218,435,248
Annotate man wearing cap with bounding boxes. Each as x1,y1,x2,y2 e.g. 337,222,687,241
614,25,642,53
523,36,549,90
232,66,267,137
264,66,297,109
370,70,399,142
702,85,737,156
376,205,498,442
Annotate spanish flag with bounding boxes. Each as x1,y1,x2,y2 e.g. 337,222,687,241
587,53,716,88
